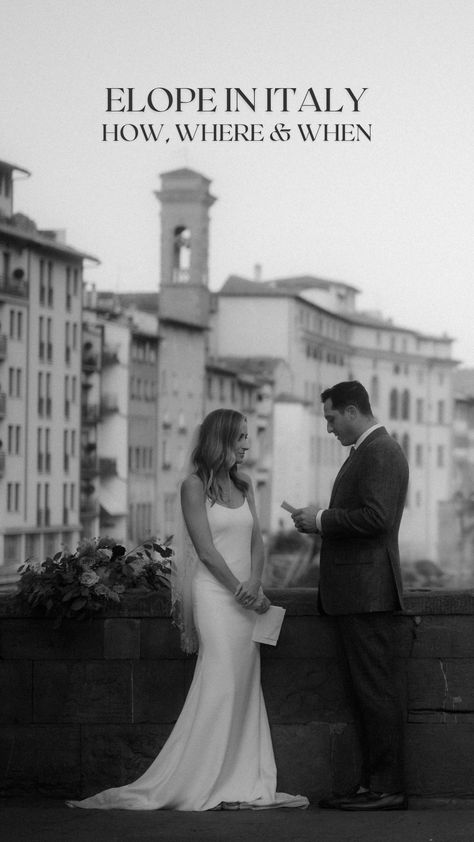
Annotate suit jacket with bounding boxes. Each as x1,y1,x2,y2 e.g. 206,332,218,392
318,426,409,615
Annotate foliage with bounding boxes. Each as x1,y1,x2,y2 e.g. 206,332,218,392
267,529,314,555
16,536,172,627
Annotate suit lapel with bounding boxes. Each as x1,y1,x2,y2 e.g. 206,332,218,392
329,427,388,505
329,447,355,505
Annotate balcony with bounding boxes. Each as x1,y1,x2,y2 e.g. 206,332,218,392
82,404,100,425
81,455,99,478
80,499,99,517
0,334,7,360
0,273,29,299
0,392,6,418
99,457,118,478
82,352,99,374
100,392,119,414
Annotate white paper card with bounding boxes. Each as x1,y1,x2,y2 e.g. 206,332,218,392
252,605,286,646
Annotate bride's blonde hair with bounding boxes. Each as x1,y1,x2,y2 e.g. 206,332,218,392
192,409,249,504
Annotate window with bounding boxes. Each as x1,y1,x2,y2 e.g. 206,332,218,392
65,322,70,364
4,534,21,566
46,373,52,417
389,389,398,419
8,367,21,397
66,267,72,311
401,433,410,460
38,372,44,416
371,375,379,406
7,424,20,455
416,399,423,423
39,316,45,359
45,429,51,473
7,482,20,512
415,444,423,467
47,261,54,306
438,401,445,424
39,260,45,305
401,390,410,420
172,226,191,283
47,318,53,361
437,446,445,468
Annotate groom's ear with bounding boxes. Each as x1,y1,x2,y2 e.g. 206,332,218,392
345,404,358,420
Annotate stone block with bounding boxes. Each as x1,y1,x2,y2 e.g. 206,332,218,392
184,656,198,693
116,591,171,618
408,658,474,713
267,588,319,615
406,722,474,796
272,722,332,801
262,615,338,660
0,618,104,660
80,724,174,796
393,616,417,658
0,725,81,795
0,661,32,723
140,617,184,659
410,616,474,659
104,618,140,659
33,661,132,723
132,660,186,723
329,721,363,795
261,658,353,724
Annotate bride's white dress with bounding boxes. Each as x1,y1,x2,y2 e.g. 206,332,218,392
67,498,308,811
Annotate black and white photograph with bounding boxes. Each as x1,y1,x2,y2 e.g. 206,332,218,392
1,1,474,839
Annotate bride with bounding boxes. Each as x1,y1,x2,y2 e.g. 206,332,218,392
67,409,308,811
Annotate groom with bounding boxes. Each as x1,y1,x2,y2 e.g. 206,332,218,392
292,380,408,811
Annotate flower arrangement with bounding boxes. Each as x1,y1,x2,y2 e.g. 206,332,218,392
16,536,172,626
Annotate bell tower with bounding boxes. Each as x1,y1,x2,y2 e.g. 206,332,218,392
155,168,216,327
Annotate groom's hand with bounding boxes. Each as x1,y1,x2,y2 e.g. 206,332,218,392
292,506,318,533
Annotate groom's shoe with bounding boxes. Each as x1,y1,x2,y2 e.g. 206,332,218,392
318,786,368,809
339,791,408,811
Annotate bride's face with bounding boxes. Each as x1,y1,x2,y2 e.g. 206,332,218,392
231,419,249,466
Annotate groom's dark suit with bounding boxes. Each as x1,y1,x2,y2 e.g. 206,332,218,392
318,426,409,794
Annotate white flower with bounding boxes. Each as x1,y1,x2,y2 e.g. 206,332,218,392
80,570,100,587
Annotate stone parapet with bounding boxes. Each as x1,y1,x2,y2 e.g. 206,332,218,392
1,589,474,801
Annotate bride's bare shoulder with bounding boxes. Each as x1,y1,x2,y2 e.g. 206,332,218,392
181,473,204,496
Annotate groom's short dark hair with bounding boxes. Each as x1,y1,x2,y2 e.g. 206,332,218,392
321,381,373,417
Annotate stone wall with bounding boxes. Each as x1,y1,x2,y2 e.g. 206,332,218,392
2,588,474,802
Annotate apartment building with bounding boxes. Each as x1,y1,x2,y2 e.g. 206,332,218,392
0,159,98,587
82,289,160,545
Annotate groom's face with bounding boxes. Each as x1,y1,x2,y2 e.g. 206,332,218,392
323,398,357,447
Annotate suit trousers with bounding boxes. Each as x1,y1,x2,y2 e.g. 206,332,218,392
335,612,405,794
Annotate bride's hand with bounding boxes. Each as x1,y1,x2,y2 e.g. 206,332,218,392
253,594,271,614
234,579,260,608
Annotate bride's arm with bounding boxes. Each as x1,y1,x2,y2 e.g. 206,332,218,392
235,474,271,612
181,475,240,594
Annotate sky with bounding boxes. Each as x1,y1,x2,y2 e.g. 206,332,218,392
2,0,473,364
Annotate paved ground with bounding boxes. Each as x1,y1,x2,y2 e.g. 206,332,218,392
2,799,474,842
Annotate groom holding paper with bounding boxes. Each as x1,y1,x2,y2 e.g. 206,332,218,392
291,381,408,811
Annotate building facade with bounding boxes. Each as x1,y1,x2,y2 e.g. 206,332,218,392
212,274,456,563
0,160,97,587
